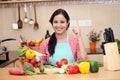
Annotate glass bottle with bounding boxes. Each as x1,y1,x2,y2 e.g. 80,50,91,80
45,30,50,39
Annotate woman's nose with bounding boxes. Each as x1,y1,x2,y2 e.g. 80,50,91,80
56,23,61,27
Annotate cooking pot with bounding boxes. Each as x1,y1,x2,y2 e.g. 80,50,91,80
0,38,16,45
0,38,16,51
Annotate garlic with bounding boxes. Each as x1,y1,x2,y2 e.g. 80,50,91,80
59,68,65,74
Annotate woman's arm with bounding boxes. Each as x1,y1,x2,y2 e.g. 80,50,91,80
72,27,88,60
39,39,49,64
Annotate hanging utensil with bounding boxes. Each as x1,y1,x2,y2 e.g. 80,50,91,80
19,35,26,43
17,4,23,29
33,4,39,30
29,4,34,24
23,3,28,23
12,5,18,29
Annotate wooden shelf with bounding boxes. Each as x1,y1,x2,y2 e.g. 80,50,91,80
0,0,120,8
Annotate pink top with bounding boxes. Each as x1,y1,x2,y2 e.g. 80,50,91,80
39,35,88,64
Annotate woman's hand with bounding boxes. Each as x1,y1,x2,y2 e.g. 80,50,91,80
72,27,88,60
72,27,81,37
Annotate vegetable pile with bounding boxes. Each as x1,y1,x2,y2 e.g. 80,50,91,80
8,47,103,75
8,46,46,75
18,46,44,68
56,58,102,74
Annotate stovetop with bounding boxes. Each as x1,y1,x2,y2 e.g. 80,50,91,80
0,50,18,68
0,46,7,54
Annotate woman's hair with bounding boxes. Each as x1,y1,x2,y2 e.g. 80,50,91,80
48,8,70,56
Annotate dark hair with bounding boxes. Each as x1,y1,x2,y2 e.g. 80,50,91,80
48,9,70,56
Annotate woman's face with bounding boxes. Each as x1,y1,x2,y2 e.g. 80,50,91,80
52,14,69,35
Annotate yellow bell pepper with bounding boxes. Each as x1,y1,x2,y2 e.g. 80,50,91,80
78,61,90,74
25,49,35,59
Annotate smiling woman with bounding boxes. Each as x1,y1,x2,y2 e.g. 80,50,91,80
39,8,88,66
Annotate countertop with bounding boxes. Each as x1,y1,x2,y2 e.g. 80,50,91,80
0,50,120,80
0,67,120,80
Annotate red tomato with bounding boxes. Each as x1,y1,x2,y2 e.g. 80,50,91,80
56,58,68,68
20,58,29,65
56,61,62,68
67,64,79,74
30,58,37,66
34,63,39,68
60,58,68,65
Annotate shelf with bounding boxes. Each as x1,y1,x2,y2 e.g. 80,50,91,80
0,0,120,8
86,48,104,55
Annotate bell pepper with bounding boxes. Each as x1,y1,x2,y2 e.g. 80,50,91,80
67,64,79,74
89,60,99,73
78,61,90,74
25,49,35,59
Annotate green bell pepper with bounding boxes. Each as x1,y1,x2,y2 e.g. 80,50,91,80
89,60,99,73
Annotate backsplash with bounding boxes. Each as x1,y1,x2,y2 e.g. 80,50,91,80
0,4,120,50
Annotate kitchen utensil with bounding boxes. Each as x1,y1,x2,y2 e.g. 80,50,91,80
17,4,23,29
0,38,16,45
29,4,34,24
33,4,39,30
12,5,18,29
23,3,28,23
103,27,115,43
20,35,26,43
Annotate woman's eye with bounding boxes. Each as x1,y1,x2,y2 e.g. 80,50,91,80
60,21,65,24
53,21,58,23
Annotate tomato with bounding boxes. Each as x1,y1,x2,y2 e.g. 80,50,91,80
34,63,39,68
56,58,68,68
30,58,37,66
67,64,79,74
20,58,29,65
60,58,68,65
56,61,62,68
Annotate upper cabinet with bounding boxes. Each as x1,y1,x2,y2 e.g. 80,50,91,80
0,0,120,8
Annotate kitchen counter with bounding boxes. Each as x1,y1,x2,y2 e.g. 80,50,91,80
0,50,120,80
0,67,120,80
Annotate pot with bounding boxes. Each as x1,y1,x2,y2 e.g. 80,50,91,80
0,38,16,45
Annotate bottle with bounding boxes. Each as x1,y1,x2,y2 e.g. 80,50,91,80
45,30,51,39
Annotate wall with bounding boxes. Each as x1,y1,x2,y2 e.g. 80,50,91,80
0,4,120,50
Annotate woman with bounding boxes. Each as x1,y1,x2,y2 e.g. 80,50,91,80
39,9,88,66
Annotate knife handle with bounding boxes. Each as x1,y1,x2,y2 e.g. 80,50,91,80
104,29,110,42
108,28,115,42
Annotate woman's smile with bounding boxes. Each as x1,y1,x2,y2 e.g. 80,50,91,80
53,14,68,34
